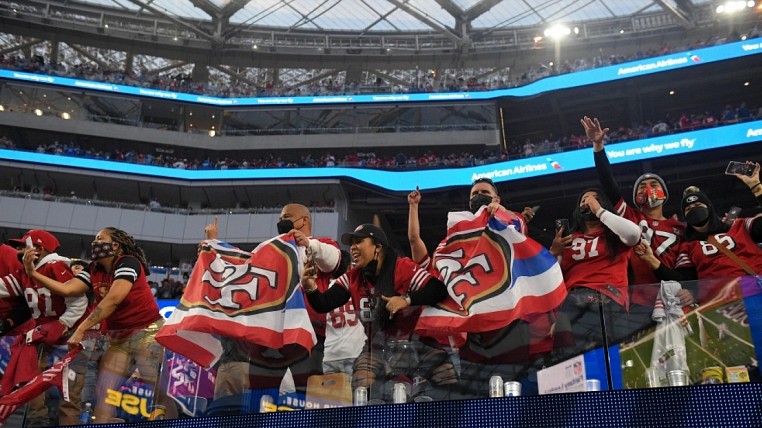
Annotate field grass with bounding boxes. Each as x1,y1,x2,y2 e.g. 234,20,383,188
618,299,755,388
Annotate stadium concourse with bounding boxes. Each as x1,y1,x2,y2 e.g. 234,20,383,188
0,1,762,427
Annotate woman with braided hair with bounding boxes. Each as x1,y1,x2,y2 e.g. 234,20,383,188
23,227,173,423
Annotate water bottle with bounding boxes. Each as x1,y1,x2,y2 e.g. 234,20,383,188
79,402,93,424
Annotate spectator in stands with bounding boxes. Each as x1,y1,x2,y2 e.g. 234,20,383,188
549,188,641,353
22,227,175,423
635,162,762,303
2,230,88,426
304,223,454,401
584,115,687,322
0,243,32,336
207,204,349,400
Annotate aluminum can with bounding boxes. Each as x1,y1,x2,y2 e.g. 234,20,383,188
354,386,368,406
148,405,166,421
668,370,688,386
504,381,521,397
585,379,601,391
393,383,407,404
701,367,723,384
259,394,274,413
489,375,504,397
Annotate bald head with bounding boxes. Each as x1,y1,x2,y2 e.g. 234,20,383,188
279,203,312,235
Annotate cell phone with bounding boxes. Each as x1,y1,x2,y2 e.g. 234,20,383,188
725,206,742,225
531,205,541,213
25,236,33,249
554,219,570,237
725,161,755,177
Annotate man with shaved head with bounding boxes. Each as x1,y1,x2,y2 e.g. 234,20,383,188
207,203,354,405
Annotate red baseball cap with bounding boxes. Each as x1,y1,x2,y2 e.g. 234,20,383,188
8,230,60,253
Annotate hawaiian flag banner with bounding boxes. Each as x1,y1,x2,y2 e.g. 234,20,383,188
416,209,567,335
0,347,81,425
156,237,316,368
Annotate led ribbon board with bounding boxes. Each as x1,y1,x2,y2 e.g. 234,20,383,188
2,120,761,191
0,38,760,106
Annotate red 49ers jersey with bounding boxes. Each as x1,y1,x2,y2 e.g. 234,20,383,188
615,199,685,306
334,257,434,341
675,218,762,279
77,255,161,333
560,228,631,307
0,253,85,328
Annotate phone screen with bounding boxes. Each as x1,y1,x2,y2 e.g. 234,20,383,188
725,161,754,176
25,236,33,249
554,219,570,237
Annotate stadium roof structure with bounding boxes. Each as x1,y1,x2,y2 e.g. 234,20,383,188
74,0,704,32
2,0,738,88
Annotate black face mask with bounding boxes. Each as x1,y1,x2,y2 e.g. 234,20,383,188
580,207,597,222
685,206,710,227
469,194,493,214
362,259,378,283
276,219,294,235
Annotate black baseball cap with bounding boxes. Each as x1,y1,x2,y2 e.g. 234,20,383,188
341,224,388,246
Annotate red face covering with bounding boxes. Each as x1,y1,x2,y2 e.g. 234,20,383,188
635,184,666,208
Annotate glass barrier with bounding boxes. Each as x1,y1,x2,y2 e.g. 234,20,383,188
611,277,761,390
3,276,759,426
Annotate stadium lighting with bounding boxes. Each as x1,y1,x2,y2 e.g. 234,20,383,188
715,1,754,13
61,112,71,120
543,25,571,39
208,130,216,137
0,105,4,112
33,109,43,116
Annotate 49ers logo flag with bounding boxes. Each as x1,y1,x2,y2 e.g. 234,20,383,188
156,237,316,368
416,210,567,335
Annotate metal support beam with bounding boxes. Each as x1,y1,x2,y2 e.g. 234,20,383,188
464,0,502,21
210,65,261,87
286,69,341,90
652,0,694,28
144,61,188,76
0,38,42,57
65,43,111,70
372,70,408,87
434,0,464,21
386,0,462,45
124,0,219,44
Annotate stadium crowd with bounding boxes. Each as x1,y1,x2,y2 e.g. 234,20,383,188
1,101,757,174
0,29,757,98
1,113,761,426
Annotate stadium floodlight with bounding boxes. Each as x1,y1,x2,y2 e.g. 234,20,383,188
34,109,43,116
61,112,71,120
543,24,571,39
715,1,754,13
0,105,4,112
208,130,216,137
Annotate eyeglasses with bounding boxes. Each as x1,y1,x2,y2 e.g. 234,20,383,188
472,177,495,186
